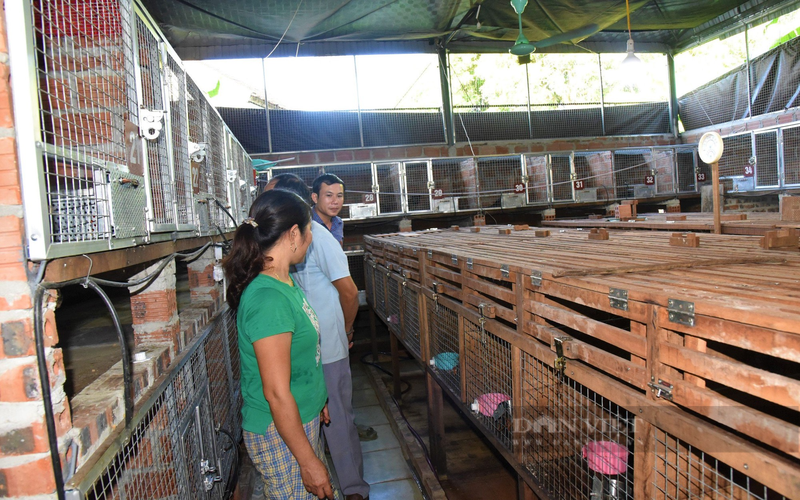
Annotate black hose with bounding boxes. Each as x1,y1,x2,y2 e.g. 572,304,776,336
359,352,412,395
214,199,239,227
217,428,241,500
85,280,133,426
33,285,66,500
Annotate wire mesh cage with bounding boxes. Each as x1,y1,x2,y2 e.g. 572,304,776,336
519,351,635,500
206,107,230,230
675,148,699,193
186,77,212,232
475,156,525,210
46,155,112,243
74,307,241,500
404,161,432,212
652,149,676,195
525,155,549,204
719,134,754,179
323,163,374,220
755,130,780,188
613,149,655,199
550,155,575,202
136,15,176,229
373,264,387,319
376,162,403,215
165,52,194,227
652,428,788,500
573,151,614,204
782,125,800,186
386,273,402,335
431,158,466,213
463,318,513,451
426,296,461,399
401,281,422,361
346,251,365,291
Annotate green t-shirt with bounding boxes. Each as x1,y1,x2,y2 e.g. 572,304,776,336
236,274,327,434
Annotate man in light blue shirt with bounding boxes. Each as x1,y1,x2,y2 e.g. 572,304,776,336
311,174,345,245
266,174,369,500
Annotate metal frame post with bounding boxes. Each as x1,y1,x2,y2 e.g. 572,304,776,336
598,54,606,136
667,52,679,137
354,55,365,148
438,47,456,146
262,58,273,153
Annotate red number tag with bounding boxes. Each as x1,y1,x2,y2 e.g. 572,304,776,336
432,188,445,200
696,172,707,182
574,180,585,191
514,183,525,193
743,165,755,177
644,175,655,185
362,193,376,204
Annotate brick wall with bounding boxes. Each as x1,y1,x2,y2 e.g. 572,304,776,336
0,5,66,497
129,260,181,353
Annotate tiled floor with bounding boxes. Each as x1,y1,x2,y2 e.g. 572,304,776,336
348,361,425,500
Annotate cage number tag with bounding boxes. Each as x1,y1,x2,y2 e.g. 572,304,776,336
362,193,376,204
696,172,707,182
191,163,202,195
432,188,445,199
573,180,585,190
743,165,755,177
514,183,525,193
644,175,655,185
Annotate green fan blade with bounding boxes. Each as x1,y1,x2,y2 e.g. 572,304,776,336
510,0,528,15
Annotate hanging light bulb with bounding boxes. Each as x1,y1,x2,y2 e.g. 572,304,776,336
620,0,641,68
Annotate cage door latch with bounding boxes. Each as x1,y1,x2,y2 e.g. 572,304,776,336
530,270,542,287
553,336,571,376
647,378,674,400
608,288,628,311
202,458,223,491
139,109,165,140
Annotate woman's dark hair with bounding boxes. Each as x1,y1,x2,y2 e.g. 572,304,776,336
312,173,345,195
222,189,311,308
268,173,312,204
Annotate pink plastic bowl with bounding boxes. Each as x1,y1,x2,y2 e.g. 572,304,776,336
582,441,629,475
474,393,511,417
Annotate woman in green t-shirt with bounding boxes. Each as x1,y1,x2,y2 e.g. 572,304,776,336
223,190,337,500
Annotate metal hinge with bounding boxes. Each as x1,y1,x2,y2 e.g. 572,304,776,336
530,270,542,287
451,254,458,266
467,258,473,270
668,299,695,327
413,248,418,256
553,337,571,376
648,379,674,400
428,249,433,258
501,264,509,279
609,288,628,311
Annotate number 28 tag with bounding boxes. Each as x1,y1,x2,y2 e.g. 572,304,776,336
432,188,445,200
362,193,376,204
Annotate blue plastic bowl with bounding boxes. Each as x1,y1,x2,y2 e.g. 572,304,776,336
434,352,459,371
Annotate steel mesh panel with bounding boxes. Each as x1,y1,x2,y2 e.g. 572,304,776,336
347,252,365,291
719,134,753,178
652,429,787,500
653,150,676,195
270,166,323,190
454,106,531,143
206,108,229,228
551,155,574,202
613,149,654,199
386,274,401,334
136,17,175,227
323,163,373,220
373,266,386,318
431,159,466,211
401,284,421,360
573,151,614,203
166,53,193,226
234,143,251,215
33,0,138,165
520,351,635,500
405,161,431,212
427,298,460,398
476,156,524,210
782,126,800,186
675,149,698,192
45,154,111,243
755,130,779,188
108,169,146,239
365,261,375,307
526,155,549,204
376,163,403,214
79,307,241,500
464,319,513,451
186,76,211,233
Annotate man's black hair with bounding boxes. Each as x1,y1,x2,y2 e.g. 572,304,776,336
267,173,312,204
312,173,346,196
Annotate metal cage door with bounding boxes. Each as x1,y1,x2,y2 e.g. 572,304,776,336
181,392,224,500
404,161,432,213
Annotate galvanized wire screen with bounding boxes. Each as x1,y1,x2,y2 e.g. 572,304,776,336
652,429,787,500
755,130,780,188
427,298,461,398
401,283,421,360
519,351,635,500
386,273,402,335
551,155,574,202
463,319,513,451
675,149,698,193
365,261,375,307
136,16,175,228
46,156,111,243
74,306,241,500
373,265,386,319
574,151,614,203
166,53,194,226
476,156,524,210
346,251,365,291
376,163,403,214
525,155,549,204
652,149,676,195
405,161,432,212
431,159,466,212
719,134,753,178
782,125,800,186
323,163,374,220
613,150,653,199
207,105,230,229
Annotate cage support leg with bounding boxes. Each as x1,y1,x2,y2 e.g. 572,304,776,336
369,307,379,363
390,332,402,400
517,475,538,500
426,372,448,478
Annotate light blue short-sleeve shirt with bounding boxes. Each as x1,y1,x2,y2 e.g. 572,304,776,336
291,221,351,365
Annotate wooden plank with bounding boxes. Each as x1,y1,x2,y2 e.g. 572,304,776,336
426,371,448,477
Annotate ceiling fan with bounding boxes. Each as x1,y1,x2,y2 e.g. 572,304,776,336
509,0,599,56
